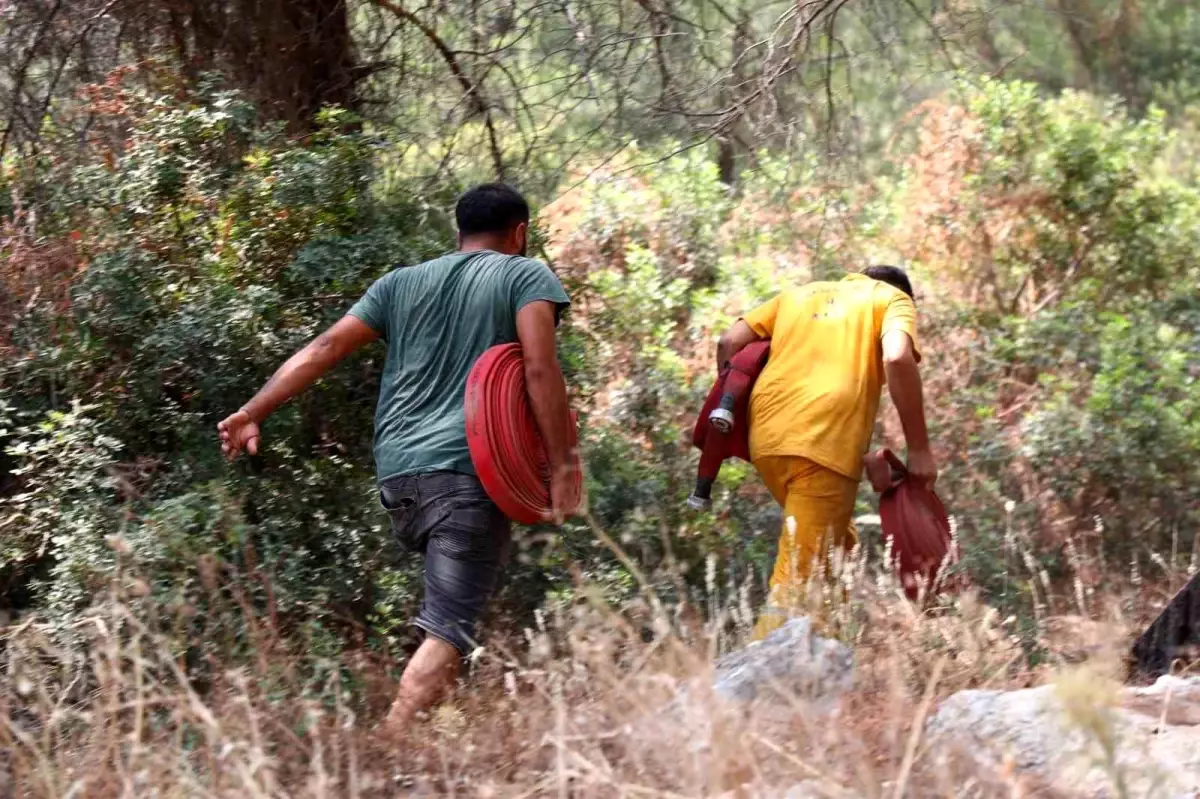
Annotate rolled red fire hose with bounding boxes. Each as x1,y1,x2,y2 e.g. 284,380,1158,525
872,449,959,600
465,343,582,525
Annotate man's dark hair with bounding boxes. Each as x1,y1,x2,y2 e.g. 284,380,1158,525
455,183,531,237
862,265,915,301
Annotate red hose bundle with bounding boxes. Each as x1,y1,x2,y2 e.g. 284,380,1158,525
871,449,960,600
688,339,772,509
465,343,582,525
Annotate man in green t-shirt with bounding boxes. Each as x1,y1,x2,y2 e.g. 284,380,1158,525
217,184,575,735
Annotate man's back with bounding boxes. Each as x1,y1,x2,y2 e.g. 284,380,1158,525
744,273,918,478
349,251,568,480
219,182,581,732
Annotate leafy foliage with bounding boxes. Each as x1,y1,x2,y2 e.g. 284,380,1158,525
1,83,448,654
2,66,1199,667
897,80,1200,609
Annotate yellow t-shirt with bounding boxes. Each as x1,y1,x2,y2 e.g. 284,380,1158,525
742,273,919,479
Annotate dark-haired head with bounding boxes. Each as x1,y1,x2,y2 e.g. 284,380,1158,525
862,265,915,301
455,183,531,256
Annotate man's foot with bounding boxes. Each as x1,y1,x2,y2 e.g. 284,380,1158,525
378,696,421,739
371,702,419,753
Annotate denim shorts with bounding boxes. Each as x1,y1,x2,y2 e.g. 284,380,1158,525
379,471,511,654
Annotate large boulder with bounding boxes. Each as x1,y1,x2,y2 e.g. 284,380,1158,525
927,675,1200,798
711,616,854,709
628,618,853,765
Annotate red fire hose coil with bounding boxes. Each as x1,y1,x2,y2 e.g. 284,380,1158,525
465,343,582,525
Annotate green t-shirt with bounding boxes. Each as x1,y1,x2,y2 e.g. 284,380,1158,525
348,250,570,482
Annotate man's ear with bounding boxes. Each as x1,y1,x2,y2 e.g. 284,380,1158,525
514,221,528,254
456,230,464,249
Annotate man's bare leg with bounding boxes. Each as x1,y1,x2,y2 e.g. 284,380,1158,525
382,636,461,736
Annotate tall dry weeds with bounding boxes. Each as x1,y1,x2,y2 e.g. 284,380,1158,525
2,522,1129,798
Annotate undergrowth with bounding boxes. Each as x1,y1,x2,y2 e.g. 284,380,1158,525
1,517,1169,799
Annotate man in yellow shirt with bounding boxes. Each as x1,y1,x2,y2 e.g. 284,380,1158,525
716,266,937,629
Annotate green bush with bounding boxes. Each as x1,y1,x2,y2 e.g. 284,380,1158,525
1,86,448,653
4,75,1200,661
906,80,1200,611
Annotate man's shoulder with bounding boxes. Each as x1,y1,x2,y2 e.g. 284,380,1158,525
378,252,469,283
786,276,903,312
867,278,912,308
411,252,465,271
789,279,842,300
472,252,552,272
397,251,563,293
373,259,424,282
834,274,907,305
475,254,564,293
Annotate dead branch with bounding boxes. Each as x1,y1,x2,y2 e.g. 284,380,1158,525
371,0,507,180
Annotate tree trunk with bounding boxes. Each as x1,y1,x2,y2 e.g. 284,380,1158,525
248,0,358,130
150,0,360,132
1055,0,1100,90
716,9,750,187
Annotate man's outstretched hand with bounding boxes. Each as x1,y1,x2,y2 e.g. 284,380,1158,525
218,410,261,461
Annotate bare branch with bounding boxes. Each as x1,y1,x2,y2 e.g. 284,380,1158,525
371,0,506,179
1,0,66,162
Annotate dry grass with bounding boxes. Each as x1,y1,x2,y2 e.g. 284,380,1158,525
4,539,1158,799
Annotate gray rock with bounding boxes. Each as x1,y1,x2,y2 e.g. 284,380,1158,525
711,617,855,707
780,781,834,799
927,675,1200,798
626,618,854,768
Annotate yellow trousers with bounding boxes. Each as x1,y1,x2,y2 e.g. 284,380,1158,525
752,456,858,638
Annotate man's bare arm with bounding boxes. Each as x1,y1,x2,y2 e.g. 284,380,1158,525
882,329,937,485
242,316,379,422
218,316,378,459
717,320,761,373
516,300,576,521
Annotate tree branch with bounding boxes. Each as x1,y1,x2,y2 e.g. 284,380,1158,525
370,0,506,179
1,0,67,162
